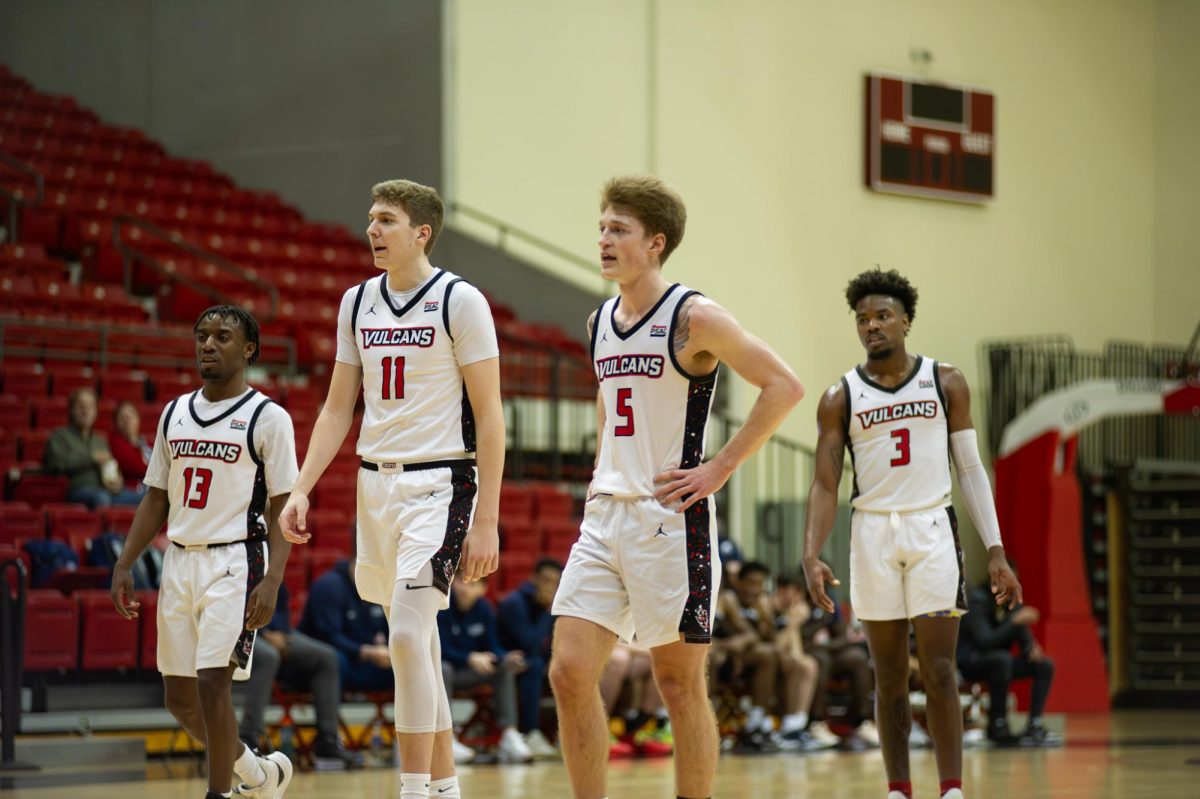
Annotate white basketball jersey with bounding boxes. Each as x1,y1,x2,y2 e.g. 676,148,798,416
591,284,718,497
156,390,287,546
843,355,952,513
348,270,479,463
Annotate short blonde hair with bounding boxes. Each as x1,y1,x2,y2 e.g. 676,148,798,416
371,179,444,254
600,175,687,264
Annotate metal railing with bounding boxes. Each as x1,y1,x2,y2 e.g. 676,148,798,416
0,316,298,375
0,150,44,240
112,214,280,324
449,201,597,279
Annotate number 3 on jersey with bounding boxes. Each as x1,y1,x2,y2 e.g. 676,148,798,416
182,467,212,509
381,356,406,400
890,428,911,467
614,387,635,436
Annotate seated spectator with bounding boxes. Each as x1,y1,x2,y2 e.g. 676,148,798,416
791,570,877,747
42,388,140,509
496,557,562,759
107,401,151,494
438,570,533,763
771,573,839,751
299,556,392,693
602,643,672,758
239,581,363,770
957,579,1061,747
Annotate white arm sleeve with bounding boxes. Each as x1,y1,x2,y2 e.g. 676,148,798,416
950,428,1004,550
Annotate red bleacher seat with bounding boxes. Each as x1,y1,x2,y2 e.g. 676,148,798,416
288,589,308,629
23,589,79,671
498,553,536,593
10,473,68,508
0,502,43,545
1,363,47,396
30,397,68,429
501,522,542,554
137,590,157,670
313,475,356,513
542,519,580,563
283,551,308,595
77,589,139,670
19,429,52,463
48,365,96,396
0,394,31,430
530,484,575,519
0,543,34,593
99,370,147,403
45,503,102,539
499,484,535,523
101,506,137,535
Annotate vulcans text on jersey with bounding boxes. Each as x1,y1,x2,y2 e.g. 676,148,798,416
855,400,939,429
360,327,436,349
596,354,665,382
168,439,243,463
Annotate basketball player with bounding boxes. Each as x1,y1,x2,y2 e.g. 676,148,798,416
549,175,805,799
279,179,502,799
110,306,298,799
801,268,1022,799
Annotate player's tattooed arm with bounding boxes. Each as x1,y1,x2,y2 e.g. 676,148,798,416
671,294,696,354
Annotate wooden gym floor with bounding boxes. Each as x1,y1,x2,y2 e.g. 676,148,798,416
2,711,1199,798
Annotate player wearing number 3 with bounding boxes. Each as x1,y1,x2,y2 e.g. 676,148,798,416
111,306,299,799
548,176,804,799
801,268,1022,799
279,180,503,799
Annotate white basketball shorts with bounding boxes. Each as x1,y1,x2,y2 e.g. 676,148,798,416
157,540,265,680
849,505,968,621
553,494,720,649
355,462,478,609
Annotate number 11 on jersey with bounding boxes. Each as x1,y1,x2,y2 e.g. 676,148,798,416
381,356,406,400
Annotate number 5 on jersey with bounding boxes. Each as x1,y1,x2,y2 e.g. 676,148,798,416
614,387,635,436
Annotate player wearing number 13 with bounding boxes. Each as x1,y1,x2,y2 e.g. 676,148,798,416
110,306,299,799
801,268,1022,799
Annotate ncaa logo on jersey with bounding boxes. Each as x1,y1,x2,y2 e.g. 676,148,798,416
424,301,439,312
650,324,668,337
230,419,247,430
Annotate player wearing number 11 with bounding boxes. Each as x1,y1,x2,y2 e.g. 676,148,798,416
279,180,503,799
801,268,1022,799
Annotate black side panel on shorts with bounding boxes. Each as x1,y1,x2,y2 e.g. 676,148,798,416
946,506,969,612
680,498,715,644
233,539,266,670
429,464,479,594
677,376,717,644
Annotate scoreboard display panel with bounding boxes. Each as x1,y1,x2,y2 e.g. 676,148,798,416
864,72,994,203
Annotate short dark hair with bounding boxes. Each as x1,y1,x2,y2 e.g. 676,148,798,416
845,267,919,327
534,557,564,574
739,560,770,581
194,305,261,365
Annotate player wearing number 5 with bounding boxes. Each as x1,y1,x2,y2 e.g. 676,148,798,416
111,306,299,799
801,268,1022,799
549,176,804,799
279,180,502,799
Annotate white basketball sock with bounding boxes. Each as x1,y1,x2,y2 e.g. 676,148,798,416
233,743,266,787
400,772,431,798
430,776,461,797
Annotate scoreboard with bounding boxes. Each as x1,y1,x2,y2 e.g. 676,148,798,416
864,72,995,204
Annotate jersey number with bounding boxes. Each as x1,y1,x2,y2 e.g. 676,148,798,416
381,356,406,400
182,467,212,509
890,428,911,467
614,387,635,436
